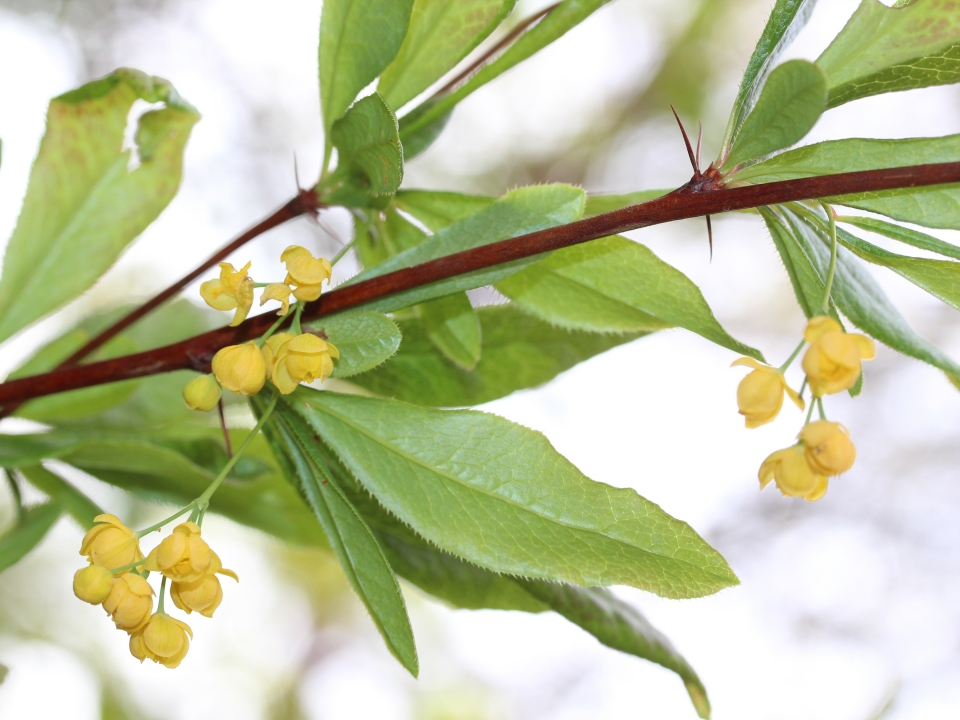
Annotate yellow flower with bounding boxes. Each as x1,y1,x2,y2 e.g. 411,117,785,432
129,613,192,669
801,316,876,396
182,374,221,412
732,358,804,428
102,573,154,633
799,420,856,476
212,341,266,396
260,332,296,378
260,283,293,316
73,564,115,604
281,246,331,302
199,262,255,326
171,550,238,618
79,514,143,573
270,333,339,394
758,444,828,502
144,522,212,583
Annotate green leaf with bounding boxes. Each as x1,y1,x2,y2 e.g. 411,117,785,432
378,0,517,110
584,190,670,217
760,207,839,320
718,0,817,161
393,189,495,231
399,0,614,142
0,432,327,547
395,97,452,160
259,403,418,676
0,69,199,344
318,0,415,131
350,304,647,406
297,434,711,718
723,60,827,170
9,328,139,422
516,581,711,719
733,134,960,230
838,215,960,261
355,207,429,269
304,311,402,378
784,206,960,386
344,184,585,313
0,501,61,573
323,94,403,206
18,465,102,530
285,388,738,598
833,225,960,313
496,235,763,359
420,294,482,370
816,0,960,108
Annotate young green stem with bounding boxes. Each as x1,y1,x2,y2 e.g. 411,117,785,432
255,308,293,348
158,575,167,614
331,237,357,267
136,506,194,538
816,397,826,420
778,339,806,372
290,303,304,335
109,559,146,574
194,392,279,509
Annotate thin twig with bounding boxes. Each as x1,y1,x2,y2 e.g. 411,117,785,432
2,160,960,405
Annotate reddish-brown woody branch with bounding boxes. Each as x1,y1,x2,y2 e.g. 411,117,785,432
3,161,960,406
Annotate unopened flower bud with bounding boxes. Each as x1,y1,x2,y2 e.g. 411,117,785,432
800,420,856,476
732,358,803,428
271,333,339,394
102,573,154,633
73,564,115,604
144,522,212,583
79,514,143,573
212,341,266,396
130,613,192,668
802,317,876,396
182,374,221,412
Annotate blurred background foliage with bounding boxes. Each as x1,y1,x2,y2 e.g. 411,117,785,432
0,1,959,719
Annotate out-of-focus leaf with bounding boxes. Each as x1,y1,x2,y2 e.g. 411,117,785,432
9,329,138,422
304,311,402,378
817,0,960,108
393,189,495,231
350,304,646,406
838,216,960,262
785,206,960,387
323,94,403,207
0,69,199,344
496,235,763,359
723,60,827,170
260,403,418,676
395,97,452,160
516,581,711,718
0,431,326,547
734,135,960,230
355,207,428,270
0,501,61,573
344,184,585,313
0,663,7,686
419,294,481,370
379,0,517,110
18,465,102,530
399,0,615,142
718,0,817,161
284,388,739,598
804,217,960,313
584,189,669,217
318,0,415,131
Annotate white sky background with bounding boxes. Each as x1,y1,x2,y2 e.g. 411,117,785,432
0,0,959,718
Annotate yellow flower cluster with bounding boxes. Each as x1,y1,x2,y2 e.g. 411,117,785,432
184,245,338,408
73,516,237,668
733,316,875,501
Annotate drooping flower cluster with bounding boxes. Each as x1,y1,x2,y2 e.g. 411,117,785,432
73,515,237,668
733,316,875,501
183,245,339,408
